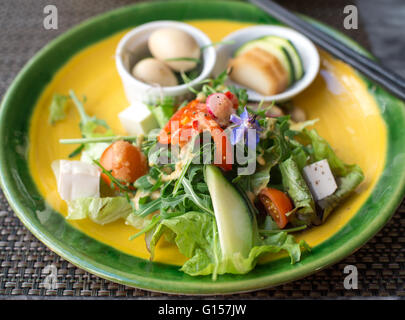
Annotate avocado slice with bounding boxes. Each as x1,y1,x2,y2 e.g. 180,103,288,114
205,165,254,258
235,39,295,86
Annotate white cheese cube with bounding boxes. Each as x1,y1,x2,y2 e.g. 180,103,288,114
52,160,100,201
118,101,159,135
302,159,337,201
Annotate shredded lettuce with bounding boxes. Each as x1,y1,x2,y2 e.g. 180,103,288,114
67,197,132,225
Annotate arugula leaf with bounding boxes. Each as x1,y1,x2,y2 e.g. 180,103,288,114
65,90,114,161
182,177,214,215
228,85,248,107
128,215,161,241
161,194,188,209
93,160,133,193
68,144,85,158
134,167,163,192
210,70,228,88
135,198,162,217
48,94,69,124
172,154,193,196
69,90,111,137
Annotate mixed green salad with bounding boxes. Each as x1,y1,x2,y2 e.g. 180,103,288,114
50,71,364,279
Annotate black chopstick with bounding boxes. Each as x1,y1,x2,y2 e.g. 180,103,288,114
249,0,405,101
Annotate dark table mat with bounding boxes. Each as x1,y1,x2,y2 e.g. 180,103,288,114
0,0,404,299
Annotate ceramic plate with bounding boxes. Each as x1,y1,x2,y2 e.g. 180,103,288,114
1,1,405,294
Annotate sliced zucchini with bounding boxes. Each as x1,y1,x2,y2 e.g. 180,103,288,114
235,39,295,86
262,36,304,81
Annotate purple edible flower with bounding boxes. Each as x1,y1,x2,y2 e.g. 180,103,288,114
230,107,262,150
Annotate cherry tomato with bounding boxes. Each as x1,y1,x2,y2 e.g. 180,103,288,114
259,188,293,229
158,100,233,171
99,140,148,187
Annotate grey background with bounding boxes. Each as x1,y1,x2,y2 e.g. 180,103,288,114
0,0,404,299
357,0,405,77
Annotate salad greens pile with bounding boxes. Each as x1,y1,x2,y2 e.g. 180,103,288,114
49,71,364,279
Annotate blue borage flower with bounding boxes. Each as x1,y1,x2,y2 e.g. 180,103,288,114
230,107,262,150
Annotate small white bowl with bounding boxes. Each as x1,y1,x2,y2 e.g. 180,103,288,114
115,21,216,104
213,25,320,102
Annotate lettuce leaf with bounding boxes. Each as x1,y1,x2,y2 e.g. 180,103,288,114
318,165,364,222
80,142,111,164
48,94,69,124
279,157,319,226
304,129,349,177
67,197,132,225
303,129,365,221
125,212,154,229
149,211,307,279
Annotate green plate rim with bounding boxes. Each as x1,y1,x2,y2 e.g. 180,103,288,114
0,0,405,295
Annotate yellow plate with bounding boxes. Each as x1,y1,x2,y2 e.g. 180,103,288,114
29,20,386,266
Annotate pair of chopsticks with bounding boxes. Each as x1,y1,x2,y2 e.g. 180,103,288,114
249,0,405,101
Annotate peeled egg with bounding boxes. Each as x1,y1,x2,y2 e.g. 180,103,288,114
148,27,200,72
132,58,178,87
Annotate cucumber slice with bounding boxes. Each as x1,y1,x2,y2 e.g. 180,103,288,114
235,39,295,86
205,165,254,258
263,36,304,81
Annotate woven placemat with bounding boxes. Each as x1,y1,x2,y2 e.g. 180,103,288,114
0,0,404,299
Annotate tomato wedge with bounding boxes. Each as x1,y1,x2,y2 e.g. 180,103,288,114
158,100,233,171
99,140,148,188
258,188,293,229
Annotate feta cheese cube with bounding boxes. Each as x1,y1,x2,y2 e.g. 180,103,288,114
118,101,159,135
302,159,337,201
52,160,100,201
